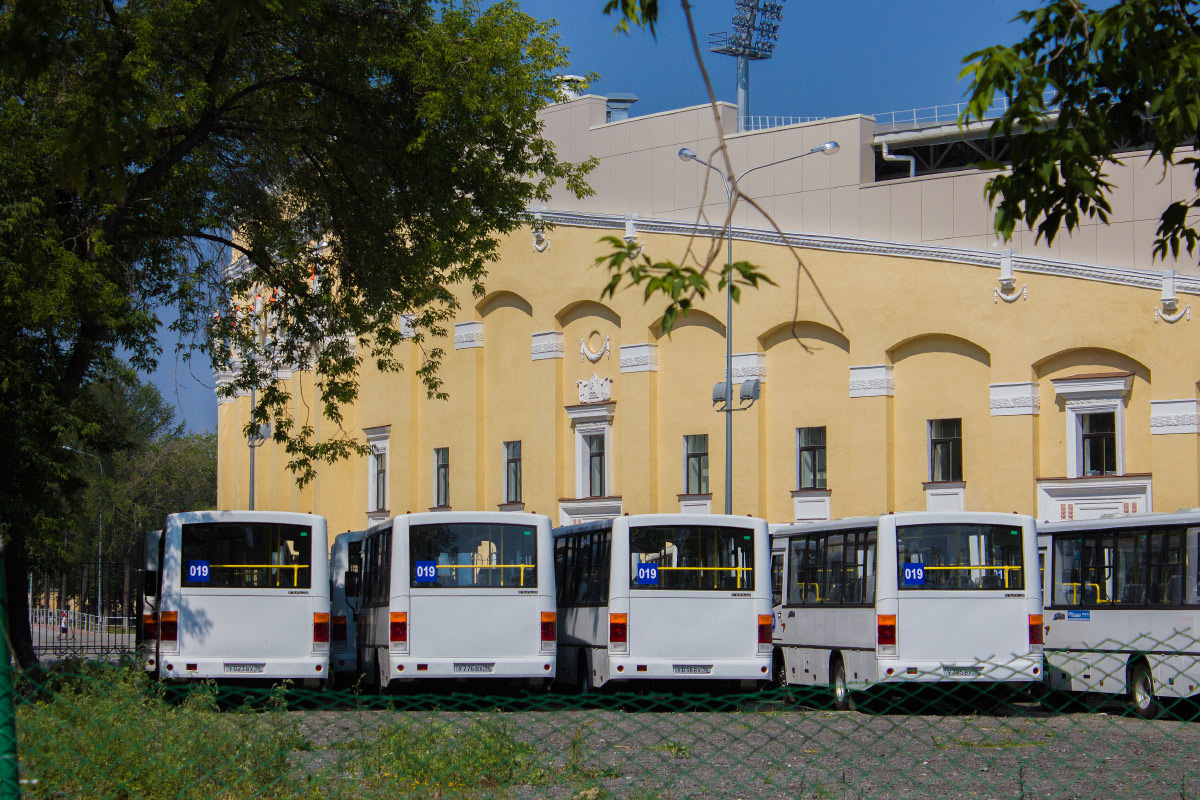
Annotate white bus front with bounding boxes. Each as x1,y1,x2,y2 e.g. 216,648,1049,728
604,515,771,687
152,511,330,684
883,513,1043,686
362,512,556,688
329,529,365,682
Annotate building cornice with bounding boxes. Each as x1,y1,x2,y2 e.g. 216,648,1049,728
533,210,1200,296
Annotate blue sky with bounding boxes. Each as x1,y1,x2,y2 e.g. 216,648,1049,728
153,0,1036,433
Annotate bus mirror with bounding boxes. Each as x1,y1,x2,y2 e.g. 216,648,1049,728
143,570,158,598
345,571,359,597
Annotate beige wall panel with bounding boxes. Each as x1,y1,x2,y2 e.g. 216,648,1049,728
629,149,655,217
890,182,921,242
951,172,991,240
760,322,851,521
828,186,861,238
1095,220,1136,269
1056,223,1098,266
615,370,659,513
800,191,832,235
652,145,678,215
1035,353,1151,480
1151,433,1200,513
1132,155,1175,225
859,185,892,240
921,179,955,242
890,337,992,512
654,313,726,511
481,297,535,509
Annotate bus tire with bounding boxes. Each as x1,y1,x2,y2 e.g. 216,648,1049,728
1128,660,1158,719
831,655,855,712
772,650,787,688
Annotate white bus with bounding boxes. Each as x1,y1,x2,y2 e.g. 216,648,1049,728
1041,510,1200,717
141,510,330,685
355,512,556,689
772,512,1043,709
553,514,772,689
329,529,365,683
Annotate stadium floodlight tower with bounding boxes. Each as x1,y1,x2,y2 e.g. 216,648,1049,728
709,0,787,132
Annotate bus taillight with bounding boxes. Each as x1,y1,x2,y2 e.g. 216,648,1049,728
160,611,178,642
331,615,347,642
541,612,557,643
1028,614,1044,649
142,614,157,641
757,614,772,651
877,614,896,656
609,613,628,652
390,612,407,643
313,613,330,644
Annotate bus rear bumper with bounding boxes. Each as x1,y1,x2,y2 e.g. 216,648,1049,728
606,655,772,682
384,655,556,680
157,656,330,680
876,655,1043,684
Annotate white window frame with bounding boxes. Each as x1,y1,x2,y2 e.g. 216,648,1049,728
566,403,615,500
364,426,390,525
682,434,709,495
1052,374,1132,479
433,447,450,509
502,440,522,507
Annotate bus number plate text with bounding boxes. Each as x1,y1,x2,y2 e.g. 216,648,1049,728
414,562,438,582
453,663,495,673
224,663,265,674
942,666,982,678
902,563,925,586
673,665,712,675
636,564,658,585
188,560,210,583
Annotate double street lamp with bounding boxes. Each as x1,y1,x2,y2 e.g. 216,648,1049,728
678,140,839,514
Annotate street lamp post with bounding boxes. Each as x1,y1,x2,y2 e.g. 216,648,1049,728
63,446,103,623
678,140,839,514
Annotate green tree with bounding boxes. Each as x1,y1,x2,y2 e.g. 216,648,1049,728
54,364,215,621
0,0,590,667
959,1,1200,259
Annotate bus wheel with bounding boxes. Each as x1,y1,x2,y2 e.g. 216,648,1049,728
831,656,855,712
1128,661,1158,719
772,651,787,688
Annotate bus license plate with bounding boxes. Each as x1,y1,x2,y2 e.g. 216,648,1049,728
224,663,265,674
673,665,713,675
453,663,495,673
943,666,982,678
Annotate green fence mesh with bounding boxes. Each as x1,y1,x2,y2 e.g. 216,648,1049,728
11,652,1200,799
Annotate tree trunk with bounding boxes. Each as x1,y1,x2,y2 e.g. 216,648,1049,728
4,542,37,669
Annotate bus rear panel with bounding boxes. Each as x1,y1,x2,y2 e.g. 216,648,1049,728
149,511,330,683
357,512,556,688
556,514,772,688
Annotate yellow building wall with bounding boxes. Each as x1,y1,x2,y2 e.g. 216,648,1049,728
216,221,1200,537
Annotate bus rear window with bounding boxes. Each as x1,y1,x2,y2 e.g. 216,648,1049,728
629,525,755,591
409,523,538,588
896,524,1024,591
181,523,312,589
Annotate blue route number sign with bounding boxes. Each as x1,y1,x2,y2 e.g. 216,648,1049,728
902,563,926,587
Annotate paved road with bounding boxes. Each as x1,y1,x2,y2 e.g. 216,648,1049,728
291,698,1200,799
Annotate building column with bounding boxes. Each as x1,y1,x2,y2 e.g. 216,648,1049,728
848,365,895,514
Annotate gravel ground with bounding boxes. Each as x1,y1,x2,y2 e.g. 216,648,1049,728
287,695,1200,799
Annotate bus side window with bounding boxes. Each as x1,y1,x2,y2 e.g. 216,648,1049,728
143,570,157,598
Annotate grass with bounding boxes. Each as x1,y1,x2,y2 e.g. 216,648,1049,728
14,663,606,799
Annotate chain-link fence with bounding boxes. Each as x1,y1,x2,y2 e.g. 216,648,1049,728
9,648,1200,800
